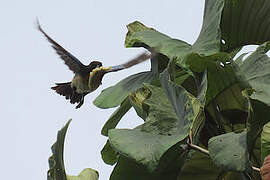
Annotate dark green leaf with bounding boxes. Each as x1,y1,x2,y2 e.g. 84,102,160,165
246,99,270,155
179,151,249,180
179,151,221,180
208,131,251,172
101,140,118,166
110,147,187,180
101,98,132,136
221,0,270,52
110,156,156,180
192,0,224,55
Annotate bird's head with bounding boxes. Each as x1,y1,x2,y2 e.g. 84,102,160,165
88,61,103,71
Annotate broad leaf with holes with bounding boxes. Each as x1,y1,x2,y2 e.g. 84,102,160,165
221,0,270,52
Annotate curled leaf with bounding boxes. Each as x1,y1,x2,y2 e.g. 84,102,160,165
47,120,99,180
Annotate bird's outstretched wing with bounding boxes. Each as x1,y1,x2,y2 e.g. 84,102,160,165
108,52,156,72
88,52,156,94
37,20,85,74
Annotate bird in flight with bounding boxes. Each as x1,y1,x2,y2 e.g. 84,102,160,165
37,20,155,109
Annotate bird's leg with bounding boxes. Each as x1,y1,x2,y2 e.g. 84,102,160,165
75,94,85,109
76,100,83,109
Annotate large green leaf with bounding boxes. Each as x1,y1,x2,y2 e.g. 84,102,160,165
208,131,251,172
221,0,270,52
48,120,99,180
101,98,131,136
125,21,191,65
192,0,224,55
108,83,197,172
238,42,270,105
261,121,270,163
125,0,225,69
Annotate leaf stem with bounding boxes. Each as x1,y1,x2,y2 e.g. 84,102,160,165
187,143,261,173
188,143,209,155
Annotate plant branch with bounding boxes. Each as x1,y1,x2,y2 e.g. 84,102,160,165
187,143,261,173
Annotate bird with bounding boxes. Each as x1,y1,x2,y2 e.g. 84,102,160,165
37,20,155,109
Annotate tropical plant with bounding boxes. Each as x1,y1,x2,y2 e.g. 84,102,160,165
47,0,270,179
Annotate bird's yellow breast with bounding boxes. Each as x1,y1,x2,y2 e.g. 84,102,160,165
71,75,90,94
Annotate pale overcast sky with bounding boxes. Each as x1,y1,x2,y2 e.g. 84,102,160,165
1,1,210,179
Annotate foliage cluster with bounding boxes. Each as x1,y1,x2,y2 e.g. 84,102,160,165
47,0,270,179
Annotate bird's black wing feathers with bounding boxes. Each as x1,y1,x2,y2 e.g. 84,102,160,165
108,52,156,72
37,20,85,74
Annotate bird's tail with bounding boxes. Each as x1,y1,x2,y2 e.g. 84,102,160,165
51,82,84,108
